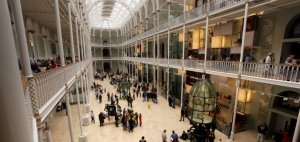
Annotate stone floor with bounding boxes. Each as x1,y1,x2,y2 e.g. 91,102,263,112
48,78,271,142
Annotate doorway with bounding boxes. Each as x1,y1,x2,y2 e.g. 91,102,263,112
103,62,111,72
103,49,110,58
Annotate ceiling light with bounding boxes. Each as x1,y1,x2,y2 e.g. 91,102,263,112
259,11,264,15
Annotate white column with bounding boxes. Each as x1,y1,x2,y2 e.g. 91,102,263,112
76,17,81,61
167,2,171,102
68,2,75,63
153,15,156,85
11,0,32,77
146,38,149,83
79,26,83,60
292,108,300,142
54,0,65,66
75,79,83,134
0,1,33,141
204,16,209,70
80,74,86,107
43,37,48,59
65,91,75,142
230,80,240,141
180,0,186,108
238,2,249,72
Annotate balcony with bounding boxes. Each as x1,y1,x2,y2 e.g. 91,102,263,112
24,60,90,121
96,57,300,89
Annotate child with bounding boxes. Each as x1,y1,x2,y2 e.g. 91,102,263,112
139,113,142,126
90,111,95,124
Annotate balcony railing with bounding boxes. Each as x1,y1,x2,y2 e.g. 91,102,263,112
103,57,300,88
26,60,90,115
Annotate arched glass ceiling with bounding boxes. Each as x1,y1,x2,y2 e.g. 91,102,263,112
86,0,145,29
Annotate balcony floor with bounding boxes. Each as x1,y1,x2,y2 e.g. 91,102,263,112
48,78,271,142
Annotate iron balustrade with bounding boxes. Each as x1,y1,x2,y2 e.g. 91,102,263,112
26,60,90,114
241,62,300,82
109,57,300,87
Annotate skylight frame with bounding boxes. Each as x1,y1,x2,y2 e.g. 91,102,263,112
86,0,145,29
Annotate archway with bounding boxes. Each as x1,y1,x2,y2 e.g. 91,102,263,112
269,91,300,138
280,14,300,63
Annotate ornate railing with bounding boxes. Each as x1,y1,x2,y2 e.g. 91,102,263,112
27,60,90,114
241,62,300,82
106,57,300,88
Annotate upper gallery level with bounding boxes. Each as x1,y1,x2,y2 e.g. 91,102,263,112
91,0,300,89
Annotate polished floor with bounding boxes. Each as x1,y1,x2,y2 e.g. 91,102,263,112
48,78,271,142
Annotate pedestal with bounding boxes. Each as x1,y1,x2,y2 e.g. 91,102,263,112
79,133,87,142
45,130,52,142
82,115,90,126
84,104,91,113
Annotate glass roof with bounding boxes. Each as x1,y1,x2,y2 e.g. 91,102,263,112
86,0,144,29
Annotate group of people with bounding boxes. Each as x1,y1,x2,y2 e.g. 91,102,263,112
92,71,144,134
162,130,189,142
27,55,76,73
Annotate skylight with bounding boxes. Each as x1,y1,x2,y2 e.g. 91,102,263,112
86,0,144,29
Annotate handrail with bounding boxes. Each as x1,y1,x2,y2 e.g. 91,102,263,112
27,60,90,115
100,57,300,87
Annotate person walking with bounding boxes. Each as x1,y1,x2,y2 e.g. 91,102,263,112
90,111,95,124
264,52,275,76
162,129,167,142
115,114,119,127
115,95,119,105
99,94,102,103
139,113,142,126
99,112,105,127
257,122,268,142
129,117,134,132
179,107,185,121
107,92,110,101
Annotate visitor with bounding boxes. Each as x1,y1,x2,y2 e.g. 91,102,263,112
99,112,105,127
187,54,192,60
90,111,95,124
180,131,188,140
99,94,102,103
129,117,134,132
168,96,172,107
179,107,185,121
115,95,119,105
115,113,119,127
170,130,179,142
257,122,268,142
172,96,176,108
264,52,275,76
285,55,294,65
162,129,167,142
107,92,110,101
139,136,146,142
139,113,142,126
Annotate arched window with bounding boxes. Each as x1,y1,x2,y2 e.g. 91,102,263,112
284,14,300,39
